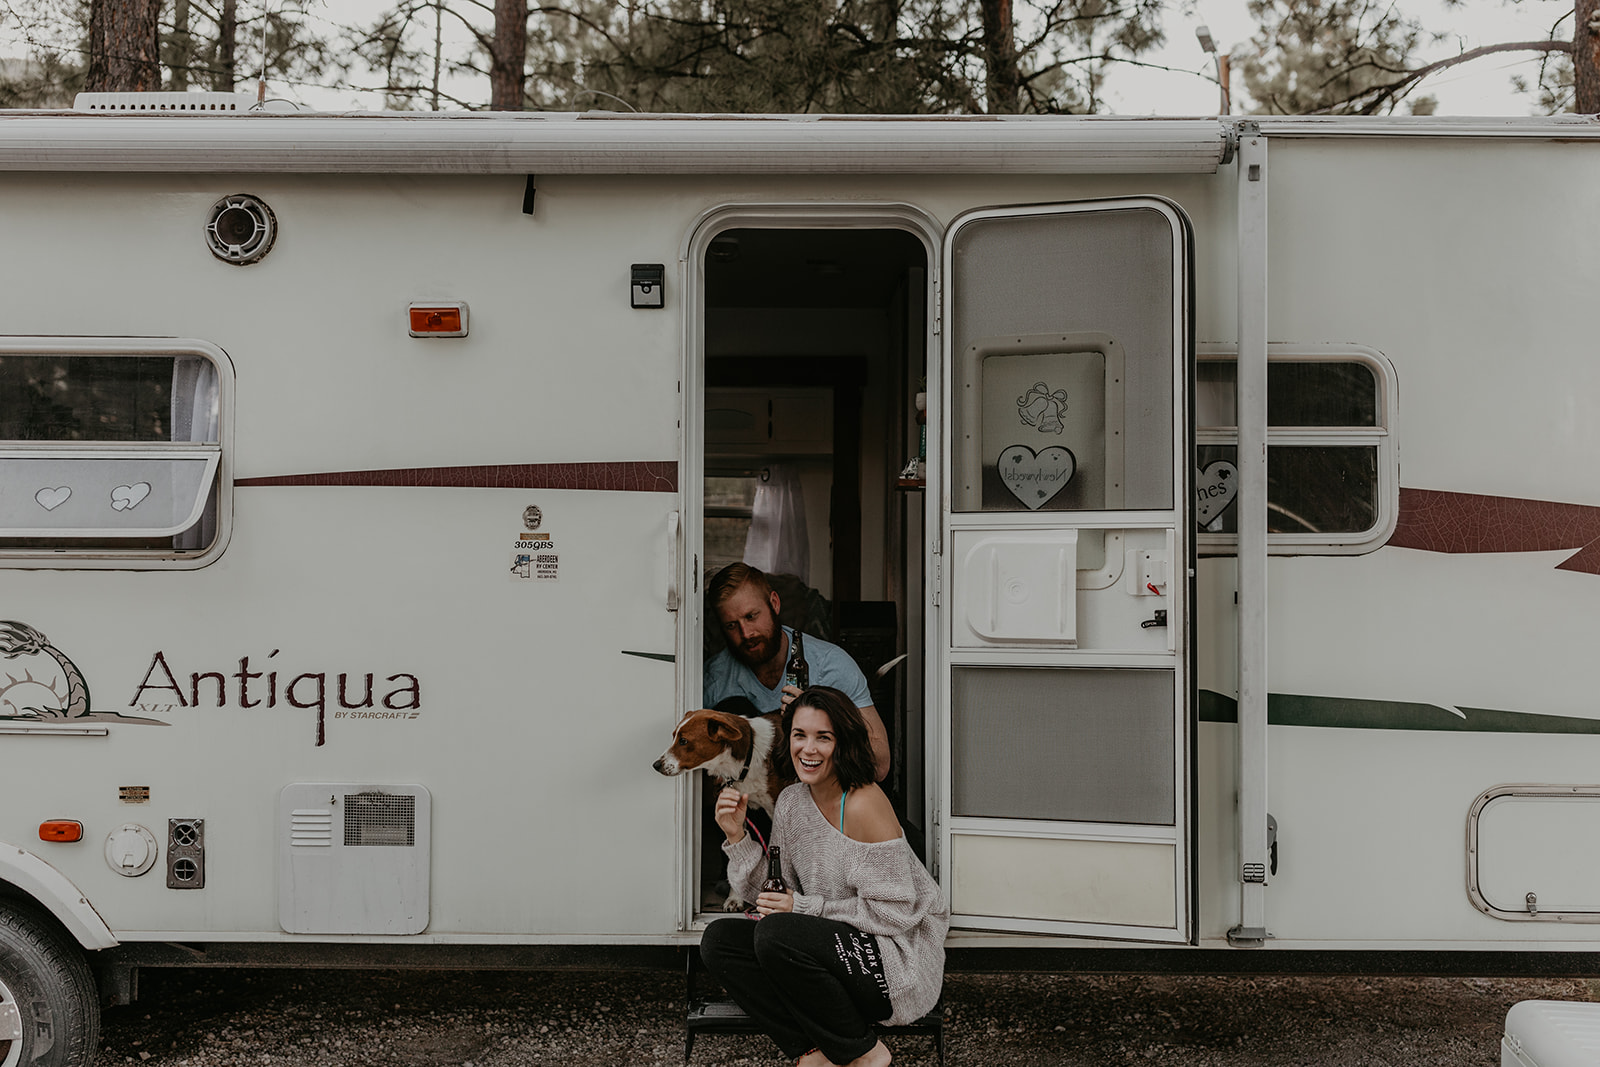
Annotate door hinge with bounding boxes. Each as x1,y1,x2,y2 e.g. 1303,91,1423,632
931,558,942,607
930,812,940,879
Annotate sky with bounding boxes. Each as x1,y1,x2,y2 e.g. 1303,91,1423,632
1103,0,1572,115
1,0,1576,115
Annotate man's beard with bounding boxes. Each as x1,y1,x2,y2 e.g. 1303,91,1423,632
731,628,779,669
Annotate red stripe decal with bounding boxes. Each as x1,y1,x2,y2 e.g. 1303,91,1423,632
1390,488,1600,575
237,462,677,493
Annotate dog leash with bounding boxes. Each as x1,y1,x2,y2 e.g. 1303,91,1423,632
743,817,767,854
740,816,770,920
716,743,762,848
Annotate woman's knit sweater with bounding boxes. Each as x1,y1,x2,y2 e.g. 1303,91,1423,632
725,783,950,1025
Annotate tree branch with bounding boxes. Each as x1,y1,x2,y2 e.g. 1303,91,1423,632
1350,38,1573,113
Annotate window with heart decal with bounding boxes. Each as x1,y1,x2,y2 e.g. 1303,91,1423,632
997,445,1077,510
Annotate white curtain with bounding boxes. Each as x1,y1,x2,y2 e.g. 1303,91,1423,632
171,357,220,551
744,464,809,584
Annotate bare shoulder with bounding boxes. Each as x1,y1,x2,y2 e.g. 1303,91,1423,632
844,784,902,844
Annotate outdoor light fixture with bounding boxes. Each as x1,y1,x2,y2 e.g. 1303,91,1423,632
408,303,469,338
632,263,665,309
1195,25,1231,114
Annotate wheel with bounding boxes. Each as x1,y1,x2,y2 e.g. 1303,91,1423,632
0,903,99,1067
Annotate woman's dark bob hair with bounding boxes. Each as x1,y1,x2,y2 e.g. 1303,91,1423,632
777,686,877,791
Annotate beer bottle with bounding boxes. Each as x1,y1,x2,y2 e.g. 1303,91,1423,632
761,846,787,894
783,630,809,691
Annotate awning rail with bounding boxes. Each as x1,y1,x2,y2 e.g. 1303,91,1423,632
0,112,1232,175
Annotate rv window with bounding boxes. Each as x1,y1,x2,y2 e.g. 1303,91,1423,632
1195,348,1395,555
1195,361,1379,428
0,342,230,567
1196,445,1379,535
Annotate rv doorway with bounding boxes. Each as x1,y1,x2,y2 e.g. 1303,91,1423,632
695,224,932,917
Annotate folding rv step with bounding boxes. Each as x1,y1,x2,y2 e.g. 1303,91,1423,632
684,951,944,1063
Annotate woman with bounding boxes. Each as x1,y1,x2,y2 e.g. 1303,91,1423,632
700,686,949,1067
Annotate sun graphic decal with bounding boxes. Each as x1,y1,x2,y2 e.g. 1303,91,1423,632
0,620,166,725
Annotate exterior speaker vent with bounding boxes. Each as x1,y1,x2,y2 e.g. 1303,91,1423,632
166,818,205,889
344,792,415,846
205,193,277,265
278,783,430,935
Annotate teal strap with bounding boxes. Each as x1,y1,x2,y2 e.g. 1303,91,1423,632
839,788,848,833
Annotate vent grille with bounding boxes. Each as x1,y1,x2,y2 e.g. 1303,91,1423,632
74,91,256,111
290,808,334,847
344,793,415,847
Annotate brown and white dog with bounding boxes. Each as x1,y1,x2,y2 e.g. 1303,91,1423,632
651,707,792,818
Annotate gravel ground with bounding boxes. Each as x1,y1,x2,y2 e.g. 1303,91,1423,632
96,967,1597,1067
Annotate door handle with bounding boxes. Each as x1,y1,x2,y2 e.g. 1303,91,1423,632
665,510,681,611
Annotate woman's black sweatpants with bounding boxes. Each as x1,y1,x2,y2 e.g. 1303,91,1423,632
700,912,893,1063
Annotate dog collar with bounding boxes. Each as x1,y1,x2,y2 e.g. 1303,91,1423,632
722,743,755,786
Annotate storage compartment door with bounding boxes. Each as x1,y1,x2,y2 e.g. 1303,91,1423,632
935,199,1193,942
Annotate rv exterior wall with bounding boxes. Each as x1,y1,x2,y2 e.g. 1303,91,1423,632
0,121,1597,956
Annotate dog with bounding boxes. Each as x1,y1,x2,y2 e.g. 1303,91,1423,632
652,706,791,817
652,704,795,912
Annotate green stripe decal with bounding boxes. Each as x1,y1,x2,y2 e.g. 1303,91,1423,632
1199,690,1600,734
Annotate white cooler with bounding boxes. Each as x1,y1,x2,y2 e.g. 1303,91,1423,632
1504,1001,1600,1066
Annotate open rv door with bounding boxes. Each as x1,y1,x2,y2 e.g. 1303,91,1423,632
934,199,1194,943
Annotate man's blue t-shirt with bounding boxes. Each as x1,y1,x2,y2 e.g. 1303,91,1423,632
703,626,872,714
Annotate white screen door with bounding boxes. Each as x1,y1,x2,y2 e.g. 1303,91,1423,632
934,198,1193,942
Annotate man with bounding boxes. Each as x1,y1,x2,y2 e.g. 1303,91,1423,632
704,562,890,782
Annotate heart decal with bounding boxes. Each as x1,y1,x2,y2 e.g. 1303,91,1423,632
111,482,152,512
1195,461,1239,527
35,486,71,511
997,445,1076,510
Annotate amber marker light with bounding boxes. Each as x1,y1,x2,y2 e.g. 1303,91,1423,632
408,302,468,338
39,820,83,843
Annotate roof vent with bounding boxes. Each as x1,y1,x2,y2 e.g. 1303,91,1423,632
74,92,258,112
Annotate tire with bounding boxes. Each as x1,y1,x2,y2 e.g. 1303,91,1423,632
0,902,99,1067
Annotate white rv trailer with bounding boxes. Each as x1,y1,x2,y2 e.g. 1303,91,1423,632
1,99,1600,1063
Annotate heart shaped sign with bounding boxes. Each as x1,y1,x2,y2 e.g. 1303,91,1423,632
111,482,152,512
35,486,71,511
997,445,1076,510
1195,461,1239,527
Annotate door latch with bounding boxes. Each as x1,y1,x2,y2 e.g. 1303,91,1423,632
1140,610,1167,629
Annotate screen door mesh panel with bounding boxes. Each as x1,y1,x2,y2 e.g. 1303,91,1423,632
952,667,1174,825
343,793,416,846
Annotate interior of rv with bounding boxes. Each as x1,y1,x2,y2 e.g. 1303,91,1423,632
697,225,931,911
